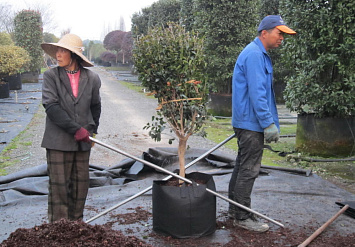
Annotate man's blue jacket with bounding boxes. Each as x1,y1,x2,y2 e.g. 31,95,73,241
232,37,279,133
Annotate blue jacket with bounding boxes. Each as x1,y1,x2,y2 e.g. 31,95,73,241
232,37,279,133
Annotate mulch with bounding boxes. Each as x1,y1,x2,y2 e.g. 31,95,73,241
1,208,354,247
0,218,152,247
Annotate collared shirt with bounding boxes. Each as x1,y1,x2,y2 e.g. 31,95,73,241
232,37,279,133
67,70,81,98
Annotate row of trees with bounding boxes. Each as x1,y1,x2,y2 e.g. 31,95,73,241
131,0,354,118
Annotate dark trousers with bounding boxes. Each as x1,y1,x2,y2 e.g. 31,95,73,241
228,128,264,220
46,149,90,223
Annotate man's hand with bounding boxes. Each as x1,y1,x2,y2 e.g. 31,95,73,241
74,127,90,143
264,124,279,143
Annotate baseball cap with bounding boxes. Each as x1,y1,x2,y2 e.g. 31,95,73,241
258,15,296,35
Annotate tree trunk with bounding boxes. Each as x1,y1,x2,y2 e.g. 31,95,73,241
178,138,187,184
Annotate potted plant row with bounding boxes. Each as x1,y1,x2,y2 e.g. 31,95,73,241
0,45,30,98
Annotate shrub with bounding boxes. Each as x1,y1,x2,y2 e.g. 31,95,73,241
281,0,355,117
0,32,13,45
0,45,30,77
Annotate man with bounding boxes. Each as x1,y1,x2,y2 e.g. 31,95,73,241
229,15,296,232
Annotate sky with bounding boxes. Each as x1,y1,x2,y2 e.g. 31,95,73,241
2,0,158,41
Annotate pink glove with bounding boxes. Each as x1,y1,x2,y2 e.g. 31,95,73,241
74,127,90,143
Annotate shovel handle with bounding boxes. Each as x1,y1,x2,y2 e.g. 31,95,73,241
298,204,349,247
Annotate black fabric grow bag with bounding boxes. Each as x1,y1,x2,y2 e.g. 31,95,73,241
152,172,216,238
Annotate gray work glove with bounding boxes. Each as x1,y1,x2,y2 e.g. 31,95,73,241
264,123,279,143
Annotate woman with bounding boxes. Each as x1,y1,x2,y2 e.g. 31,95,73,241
41,33,101,222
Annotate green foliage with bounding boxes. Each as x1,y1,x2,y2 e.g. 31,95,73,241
193,0,260,93
43,32,59,43
259,0,279,17
0,32,13,45
13,10,43,73
131,0,181,38
281,0,355,117
133,23,208,142
180,0,194,31
0,45,30,76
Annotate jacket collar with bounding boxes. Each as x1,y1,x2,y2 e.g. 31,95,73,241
253,37,268,55
57,66,88,102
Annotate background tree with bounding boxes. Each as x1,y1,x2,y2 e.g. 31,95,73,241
193,0,259,93
100,51,116,65
131,7,152,38
120,31,133,64
133,23,208,180
43,32,59,43
90,42,106,64
0,4,15,33
148,0,181,27
131,0,181,38
13,10,43,73
103,30,132,64
280,0,355,117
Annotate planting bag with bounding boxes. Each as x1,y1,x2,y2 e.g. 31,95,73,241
152,172,216,238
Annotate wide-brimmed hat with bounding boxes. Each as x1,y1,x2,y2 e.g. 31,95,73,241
258,15,296,35
41,33,93,67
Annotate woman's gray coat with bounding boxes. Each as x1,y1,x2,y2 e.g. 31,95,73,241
41,67,101,151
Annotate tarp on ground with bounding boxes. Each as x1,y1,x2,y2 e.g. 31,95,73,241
0,147,354,245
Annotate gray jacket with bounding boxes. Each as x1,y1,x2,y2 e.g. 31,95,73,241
41,67,101,151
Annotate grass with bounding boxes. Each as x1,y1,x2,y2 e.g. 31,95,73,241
0,106,44,176
204,118,297,166
0,132,30,175
104,66,132,72
203,117,355,193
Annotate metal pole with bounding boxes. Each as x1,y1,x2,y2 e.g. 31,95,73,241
87,136,284,228
86,134,235,223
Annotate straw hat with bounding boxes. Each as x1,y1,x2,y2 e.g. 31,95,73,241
41,33,93,67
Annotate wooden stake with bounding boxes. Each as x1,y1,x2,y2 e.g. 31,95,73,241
298,204,350,247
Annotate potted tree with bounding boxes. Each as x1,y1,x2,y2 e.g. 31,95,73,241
133,23,215,238
0,45,30,98
281,0,355,157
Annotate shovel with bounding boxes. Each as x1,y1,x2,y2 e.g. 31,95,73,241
86,136,284,228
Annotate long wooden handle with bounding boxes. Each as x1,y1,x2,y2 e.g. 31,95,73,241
298,204,350,247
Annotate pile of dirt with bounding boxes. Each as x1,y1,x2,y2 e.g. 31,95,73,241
0,219,152,247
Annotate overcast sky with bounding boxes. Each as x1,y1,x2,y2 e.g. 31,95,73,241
2,0,157,40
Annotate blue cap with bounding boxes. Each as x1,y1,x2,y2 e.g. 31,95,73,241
258,15,296,34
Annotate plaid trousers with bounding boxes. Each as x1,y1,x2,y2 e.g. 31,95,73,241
46,149,90,223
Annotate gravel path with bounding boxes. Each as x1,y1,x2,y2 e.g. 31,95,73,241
3,67,236,174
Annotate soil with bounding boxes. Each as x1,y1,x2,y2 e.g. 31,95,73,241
161,177,207,187
0,219,152,247
1,205,354,246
